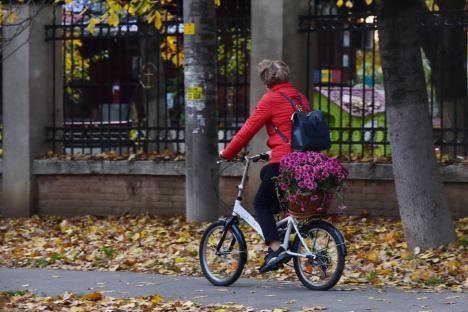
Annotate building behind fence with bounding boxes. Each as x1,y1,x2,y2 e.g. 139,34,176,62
0,0,463,159
44,0,250,155
300,0,468,159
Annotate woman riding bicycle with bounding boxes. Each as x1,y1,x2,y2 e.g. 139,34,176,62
220,59,310,273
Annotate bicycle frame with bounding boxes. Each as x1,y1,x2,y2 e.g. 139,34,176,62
229,155,315,259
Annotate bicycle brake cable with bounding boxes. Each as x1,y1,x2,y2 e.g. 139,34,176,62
213,161,241,215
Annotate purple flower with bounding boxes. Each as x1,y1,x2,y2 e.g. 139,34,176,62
276,151,348,206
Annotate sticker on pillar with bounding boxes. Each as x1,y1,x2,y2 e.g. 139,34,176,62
184,23,195,35
187,86,205,101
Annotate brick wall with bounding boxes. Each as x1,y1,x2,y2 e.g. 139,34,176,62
36,175,467,219
37,175,239,216
0,177,2,212
1,160,466,218
338,180,466,219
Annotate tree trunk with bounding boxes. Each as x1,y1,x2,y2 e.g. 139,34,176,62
376,0,456,250
184,0,219,222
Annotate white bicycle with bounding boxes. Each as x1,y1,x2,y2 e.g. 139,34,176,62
199,152,347,290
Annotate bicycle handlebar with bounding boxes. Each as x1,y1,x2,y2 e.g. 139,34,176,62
248,152,271,162
217,152,270,164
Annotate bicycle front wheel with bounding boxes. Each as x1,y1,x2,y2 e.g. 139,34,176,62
199,220,247,286
292,220,345,290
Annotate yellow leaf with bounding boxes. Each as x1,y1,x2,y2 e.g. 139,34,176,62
365,0,373,5
399,249,411,259
59,220,70,233
419,251,434,259
6,11,18,24
303,306,327,311
175,237,189,243
379,268,392,276
108,13,119,27
336,0,344,7
384,232,399,242
367,251,379,262
150,294,163,304
446,260,461,275
87,18,99,33
128,5,136,16
107,0,123,14
154,10,162,30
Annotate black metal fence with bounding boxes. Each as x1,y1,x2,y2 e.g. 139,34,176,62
300,0,467,159
46,0,250,155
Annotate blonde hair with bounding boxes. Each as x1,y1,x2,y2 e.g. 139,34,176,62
257,59,290,88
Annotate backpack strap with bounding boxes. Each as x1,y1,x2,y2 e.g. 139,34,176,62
271,123,290,143
277,91,303,112
269,91,304,143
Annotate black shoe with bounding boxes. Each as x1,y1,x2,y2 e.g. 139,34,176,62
259,247,288,273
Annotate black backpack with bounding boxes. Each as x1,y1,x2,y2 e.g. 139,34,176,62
272,92,331,152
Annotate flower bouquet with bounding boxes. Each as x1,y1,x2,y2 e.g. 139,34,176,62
276,151,348,219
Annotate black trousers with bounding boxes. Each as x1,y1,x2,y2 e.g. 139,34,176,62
253,163,281,245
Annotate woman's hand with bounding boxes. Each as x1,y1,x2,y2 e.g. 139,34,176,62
219,150,226,160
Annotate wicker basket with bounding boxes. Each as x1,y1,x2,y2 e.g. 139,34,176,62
288,193,333,219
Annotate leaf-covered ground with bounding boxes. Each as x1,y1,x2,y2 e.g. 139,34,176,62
0,291,261,312
0,215,466,292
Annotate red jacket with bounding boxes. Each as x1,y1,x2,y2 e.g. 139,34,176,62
223,83,310,163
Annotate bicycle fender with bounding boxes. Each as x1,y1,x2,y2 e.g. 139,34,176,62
231,223,248,258
218,217,248,258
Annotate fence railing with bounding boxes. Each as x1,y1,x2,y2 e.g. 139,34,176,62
45,0,250,155
299,1,467,159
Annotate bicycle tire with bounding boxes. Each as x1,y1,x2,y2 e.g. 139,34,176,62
292,220,345,290
199,220,247,286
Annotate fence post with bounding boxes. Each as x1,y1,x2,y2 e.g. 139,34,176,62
245,0,310,210
2,4,55,217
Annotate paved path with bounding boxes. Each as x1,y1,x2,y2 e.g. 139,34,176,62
0,268,465,311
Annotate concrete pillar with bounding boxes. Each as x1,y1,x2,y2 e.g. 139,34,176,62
245,0,310,210
2,4,56,217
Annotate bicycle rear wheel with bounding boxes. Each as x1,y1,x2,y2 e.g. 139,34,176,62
199,220,247,286
292,220,345,290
